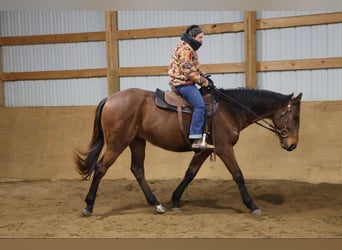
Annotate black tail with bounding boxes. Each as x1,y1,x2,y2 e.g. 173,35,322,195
74,97,107,180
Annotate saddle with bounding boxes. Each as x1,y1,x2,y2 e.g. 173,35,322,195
155,88,217,116
154,88,218,147
155,88,192,113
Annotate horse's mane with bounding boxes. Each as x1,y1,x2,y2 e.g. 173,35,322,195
215,88,293,110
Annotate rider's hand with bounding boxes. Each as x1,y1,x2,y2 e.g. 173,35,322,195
205,75,214,90
200,77,209,87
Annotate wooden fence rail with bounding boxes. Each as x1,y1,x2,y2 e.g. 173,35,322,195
1,12,341,45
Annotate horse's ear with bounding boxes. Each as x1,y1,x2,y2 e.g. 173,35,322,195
287,93,295,99
295,92,303,100
292,92,303,103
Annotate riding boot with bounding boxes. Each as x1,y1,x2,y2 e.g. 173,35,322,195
191,134,215,150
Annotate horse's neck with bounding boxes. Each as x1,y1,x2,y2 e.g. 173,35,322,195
218,89,290,130
251,105,276,121
240,104,279,129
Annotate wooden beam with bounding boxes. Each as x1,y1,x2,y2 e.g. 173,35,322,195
0,63,243,80
245,11,257,89
0,32,105,46
202,22,245,34
1,13,339,45
258,57,342,72
2,57,340,81
0,23,236,45
2,68,106,81
105,11,120,94
201,63,245,74
118,66,169,77
0,22,245,46
117,63,245,77
116,22,245,40
0,47,3,106
257,12,342,30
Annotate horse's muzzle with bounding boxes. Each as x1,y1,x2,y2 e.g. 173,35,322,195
284,143,297,151
281,136,298,152
281,143,297,152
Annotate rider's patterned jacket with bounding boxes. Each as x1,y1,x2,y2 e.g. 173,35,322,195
168,39,207,87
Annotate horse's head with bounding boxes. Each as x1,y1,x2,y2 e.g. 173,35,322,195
271,93,303,151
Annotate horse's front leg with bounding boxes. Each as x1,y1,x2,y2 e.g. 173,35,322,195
171,151,211,210
217,148,261,215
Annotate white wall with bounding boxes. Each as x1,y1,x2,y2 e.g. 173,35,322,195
118,11,245,91
1,11,341,107
0,11,107,107
256,11,342,100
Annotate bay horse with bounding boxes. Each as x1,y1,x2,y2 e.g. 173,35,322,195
75,87,302,216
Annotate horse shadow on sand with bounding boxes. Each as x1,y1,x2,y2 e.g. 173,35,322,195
96,192,286,219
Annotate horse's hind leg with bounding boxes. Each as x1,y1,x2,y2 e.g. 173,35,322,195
83,147,122,216
129,138,165,214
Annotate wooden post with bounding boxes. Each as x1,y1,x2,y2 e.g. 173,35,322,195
105,11,120,95
0,47,4,106
244,11,257,89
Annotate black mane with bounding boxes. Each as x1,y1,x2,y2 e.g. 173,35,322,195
215,88,293,111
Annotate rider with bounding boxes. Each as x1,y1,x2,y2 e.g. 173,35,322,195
168,24,214,150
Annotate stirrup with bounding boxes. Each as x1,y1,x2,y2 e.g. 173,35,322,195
191,134,215,150
191,142,215,150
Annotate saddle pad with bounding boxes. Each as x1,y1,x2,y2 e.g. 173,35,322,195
155,88,192,114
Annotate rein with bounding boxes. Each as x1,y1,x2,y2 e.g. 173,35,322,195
212,87,291,138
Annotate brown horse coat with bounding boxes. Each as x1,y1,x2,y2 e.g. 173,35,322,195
75,87,302,216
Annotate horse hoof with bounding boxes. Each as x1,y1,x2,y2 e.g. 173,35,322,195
251,209,262,216
155,204,166,214
171,207,182,212
82,208,92,217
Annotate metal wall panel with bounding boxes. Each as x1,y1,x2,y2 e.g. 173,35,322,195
117,11,245,92
117,11,244,30
119,37,177,67
119,32,244,67
2,42,106,72
257,69,342,101
0,11,105,36
257,11,335,19
0,11,106,107
256,11,342,100
120,73,245,92
1,11,341,107
119,11,342,100
4,78,107,107
118,11,244,67
257,24,342,61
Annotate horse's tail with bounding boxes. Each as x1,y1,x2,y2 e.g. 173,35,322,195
74,97,107,180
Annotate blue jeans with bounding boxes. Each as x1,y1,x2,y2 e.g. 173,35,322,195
176,84,205,139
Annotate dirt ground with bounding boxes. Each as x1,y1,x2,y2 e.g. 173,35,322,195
0,178,341,238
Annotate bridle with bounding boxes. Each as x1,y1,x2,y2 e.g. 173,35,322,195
254,104,292,138
211,87,293,138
